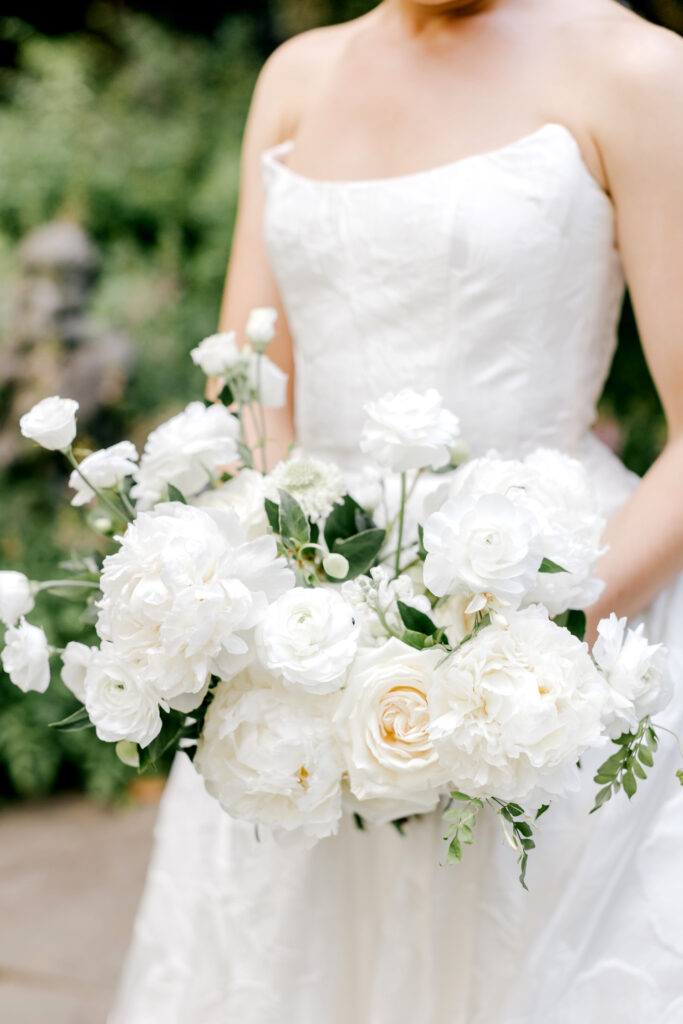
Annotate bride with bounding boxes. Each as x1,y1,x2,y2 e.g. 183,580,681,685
110,1,683,1021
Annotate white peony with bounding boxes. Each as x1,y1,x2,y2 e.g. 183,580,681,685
20,395,79,451
246,349,288,409
131,402,240,510
245,307,278,349
60,641,96,702
194,469,269,541
0,571,34,627
1,618,50,693
68,441,139,506
360,388,460,472
96,502,293,708
593,613,672,738
423,493,544,608
334,637,445,821
429,607,608,802
190,332,242,377
342,566,432,648
256,588,358,695
267,456,345,520
84,643,161,747
195,667,344,842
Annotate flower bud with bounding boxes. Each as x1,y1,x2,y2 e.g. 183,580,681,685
323,553,350,580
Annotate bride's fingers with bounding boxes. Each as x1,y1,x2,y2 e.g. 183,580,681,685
205,376,225,403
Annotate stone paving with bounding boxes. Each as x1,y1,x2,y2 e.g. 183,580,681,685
0,791,160,1024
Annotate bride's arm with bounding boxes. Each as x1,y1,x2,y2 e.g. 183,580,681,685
584,21,683,637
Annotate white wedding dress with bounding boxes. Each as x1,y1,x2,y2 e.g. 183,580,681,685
110,122,683,1024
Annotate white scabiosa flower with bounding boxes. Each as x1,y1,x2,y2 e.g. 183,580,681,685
245,307,278,350
193,469,269,541
20,396,79,451
267,456,345,520
190,332,242,377
68,441,139,506
0,571,35,627
1,618,50,693
83,643,161,747
359,388,460,472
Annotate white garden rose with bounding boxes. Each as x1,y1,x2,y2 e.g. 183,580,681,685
593,613,672,738
267,456,345,520
334,637,446,820
190,332,241,377
245,307,278,349
68,441,139,506
194,469,269,540
131,402,240,510
96,502,293,708
0,571,34,626
19,395,79,451
360,388,460,472
423,493,544,608
256,589,358,695
84,643,161,747
1,618,50,693
246,349,288,409
60,641,95,702
342,566,432,648
195,668,344,843
429,607,608,802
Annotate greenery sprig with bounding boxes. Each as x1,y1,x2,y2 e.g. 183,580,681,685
592,718,659,811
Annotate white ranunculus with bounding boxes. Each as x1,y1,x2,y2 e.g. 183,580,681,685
131,402,240,510
194,469,269,540
68,441,139,506
96,502,293,707
190,332,242,377
0,571,34,627
246,350,288,409
423,493,544,608
256,589,358,695
429,607,608,802
83,643,161,747
19,395,79,451
593,613,672,738
359,388,460,472
60,641,96,702
1,618,50,693
440,450,607,616
334,637,446,820
342,566,432,648
195,668,344,843
245,307,278,349
267,456,345,520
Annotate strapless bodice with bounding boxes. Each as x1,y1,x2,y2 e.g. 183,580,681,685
261,122,625,477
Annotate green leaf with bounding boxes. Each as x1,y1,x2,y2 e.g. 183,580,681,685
535,803,550,820
167,483,187,504
638,745,654,768
539,557,567,574
677,769,683,786
447,838,463,864
48,706,94,732
324,494,376,550
417,523,427,562
622,770,637,799
515,820,533,838
264,497,280,533
646,727,659,751
237,440,253,468
450,791,476,803
138,709,185,773
396,600,437,637
565,609,587,641
400,630,427,650
590,784,614,814
218,382,234,406
353,813,365,831
632,759,647,780
332,528,385,580
278,489,310,544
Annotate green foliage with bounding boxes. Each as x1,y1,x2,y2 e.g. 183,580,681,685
591,719,659,812
443,792,483,864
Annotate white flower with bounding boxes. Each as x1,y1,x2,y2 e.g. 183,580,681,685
432,594,476,646
0,571,34,627
322,553,349,579
423,493,544,608
83,643,162,747
351,465,384,514
194,469,269,541
190,332,242,377
256,589,358,695
96,502,293,708
131,402,240,510
440,450,607,615
334,637,445,821
360,388,460,472
1,618,50,693
246,350,288,409
245,307,278,349
20,395,79,451
68,441,139,506
195,667,343,842
593,613,672,738
341,567,432,648
267,456,345,520
429,607,608,802
60,641,95,702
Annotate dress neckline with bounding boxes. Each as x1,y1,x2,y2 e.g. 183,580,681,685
261,121,610,203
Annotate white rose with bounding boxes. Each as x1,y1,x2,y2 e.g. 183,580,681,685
245,307,278,349
68,441,139,506
194,469,269,540
0,571,34,627
195,668,343,843
429,607,608,802
360,388,460,472
84,643,161,747
96,502,293,707
1,618,50,693
593,613,672,738
334,637,445,820
131,402,240,510
190,331,241,377
267,456,345,521
20,395,79,451
423,493,544,607
341,566,432,648
256,589,358,695
61,641,95,702
246,350,288,409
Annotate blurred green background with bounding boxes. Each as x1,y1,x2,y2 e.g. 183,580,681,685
0,0,679,804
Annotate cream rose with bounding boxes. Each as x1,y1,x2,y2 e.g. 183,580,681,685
360,388,460,472
190,332,242,377
68,441,139,506
20,395,79,451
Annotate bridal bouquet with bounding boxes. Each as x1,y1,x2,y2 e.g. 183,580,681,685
1,308,675,887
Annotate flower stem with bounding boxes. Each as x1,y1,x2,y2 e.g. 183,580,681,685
34,579,100,593
256,355,269,474
394,472,407,578
65,450,132,524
